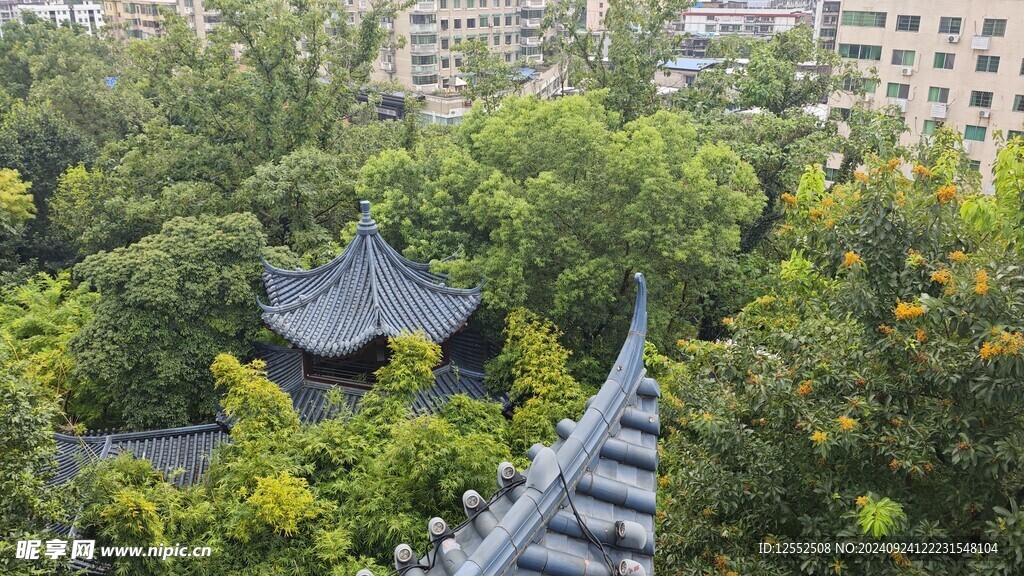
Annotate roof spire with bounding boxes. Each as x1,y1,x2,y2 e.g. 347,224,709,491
357,200,378,235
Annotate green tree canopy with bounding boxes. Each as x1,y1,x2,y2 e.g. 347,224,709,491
70,213,275,429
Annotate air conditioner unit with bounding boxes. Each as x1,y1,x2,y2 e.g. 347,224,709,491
862,93,874,102
971,35,990,50
947,34,960,43
930,104,948,119
901,67,914,76
961,141,972,153
888,98,908,113
979,109,991,119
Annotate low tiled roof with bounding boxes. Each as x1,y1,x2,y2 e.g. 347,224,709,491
363,273,659,576
257,343,495,424
260,201,483,357
51,424,229,489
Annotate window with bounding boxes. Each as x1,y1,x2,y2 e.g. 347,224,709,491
839,44,882,60
454,18,461,28
968,160,981,172
933,53,955,70
492,15,500,26
441,37,449,49
467,18,475,28
441,57,450,68
1009,130,1023,140
412,74,437,86
970,91,993,108
705,24,716,32
466,0,473,6
493,33,499,43
1021,58,1024,75
833,107,851,121
441,19,448,30
824,167,840,181
923,120,942,135
454,0,460,7
1014,95,1024,112
841,11,886,27
891,50,915,66
938,17,961,34
928,87,949,103
887,83,910,99
982,19,1006,37
454,56,463,67
505,33,511,44
505,14,512,26
964,125,987,142
440,0,447,7
977,55,1000,73
896,15,920,32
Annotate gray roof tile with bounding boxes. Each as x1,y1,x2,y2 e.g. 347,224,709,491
260,201,482,357
365,274,659,576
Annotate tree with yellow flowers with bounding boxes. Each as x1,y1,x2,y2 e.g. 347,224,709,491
654,131,1024,575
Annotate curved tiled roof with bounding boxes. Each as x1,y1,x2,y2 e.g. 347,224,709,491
364,273,659,576
260,201,483,357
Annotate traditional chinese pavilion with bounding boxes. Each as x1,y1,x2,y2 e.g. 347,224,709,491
259,200,483,387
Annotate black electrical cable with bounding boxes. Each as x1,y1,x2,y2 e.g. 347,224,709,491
557,466,617,576
388,476,527,576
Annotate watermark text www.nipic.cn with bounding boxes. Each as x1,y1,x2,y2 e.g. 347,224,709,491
15,539,212,561
759,541,999,555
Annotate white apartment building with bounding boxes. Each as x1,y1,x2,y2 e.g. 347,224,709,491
672,6,811,57
103,0,218,39
350,0,543,94
0,1,104,34
826,0,1024,187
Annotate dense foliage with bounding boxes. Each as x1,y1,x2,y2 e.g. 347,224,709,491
653,137,1024,575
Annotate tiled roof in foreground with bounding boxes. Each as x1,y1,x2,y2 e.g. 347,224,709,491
363,273,659,576
260,201,483,357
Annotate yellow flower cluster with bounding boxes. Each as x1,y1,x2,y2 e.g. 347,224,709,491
854,171,869,184
809,207,824,222
915,328,928,343
856,495,869,507
930,269,952,285
838,415,857,431
878,324,893,335
843,251,863,267
797,380,813,396
886,158,902,171
979,331,1024,360
894,301,925,320
912,164,932,178
936,185,957,205
974,269,989,295
949,250,968,263
781,192,798,208
722,317,733,326
812,430,828,444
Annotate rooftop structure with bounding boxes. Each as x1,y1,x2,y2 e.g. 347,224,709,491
671,4,811,58
0,1,104,34
361,273,659,576
261,201,482,360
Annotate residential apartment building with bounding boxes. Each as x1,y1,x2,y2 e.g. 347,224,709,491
0,1,104,34
672,5,811,57
813,0,840,51
102,0,218,39
350,0,543,95
826,1,1024,187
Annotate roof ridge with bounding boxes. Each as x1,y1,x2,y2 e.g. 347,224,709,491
368,273,656,576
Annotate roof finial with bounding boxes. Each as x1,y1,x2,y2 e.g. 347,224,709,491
360,200,371,220
357,200,378,235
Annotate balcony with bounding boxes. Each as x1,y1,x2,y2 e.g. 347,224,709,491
409,22,438,33
520,36,541,47
521,0,545,6
521,17,542,28
930,104,948,119
412,64,438,74
410,44,438,54
411,1,436,12
971,35,990,50
380,61,395,72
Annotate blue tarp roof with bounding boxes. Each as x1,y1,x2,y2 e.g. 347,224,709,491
663,57,721,71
